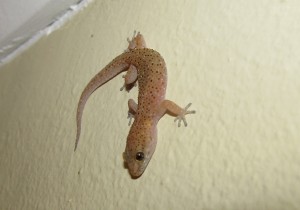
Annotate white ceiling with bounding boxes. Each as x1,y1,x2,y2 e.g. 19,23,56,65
0,0,91,65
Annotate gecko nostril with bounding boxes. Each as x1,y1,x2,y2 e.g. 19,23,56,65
135,152,144,161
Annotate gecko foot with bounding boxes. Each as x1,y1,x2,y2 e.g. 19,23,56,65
124,31,138,52
120,82,137,92
174,103,196,127
127,112,135,126
120,75,137,92
125,31,146,51
127,30,138,44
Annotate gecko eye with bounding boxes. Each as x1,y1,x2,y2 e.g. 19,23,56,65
135,152,144,161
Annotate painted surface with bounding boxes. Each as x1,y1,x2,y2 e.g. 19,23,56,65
0,0,299,209
0,0,88,63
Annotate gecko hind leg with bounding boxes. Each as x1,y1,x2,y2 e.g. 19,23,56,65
120,64,138,92
125,31,147,51
127,99,138,126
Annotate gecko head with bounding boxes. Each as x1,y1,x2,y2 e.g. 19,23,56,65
123,127,157,178
127,31,147,51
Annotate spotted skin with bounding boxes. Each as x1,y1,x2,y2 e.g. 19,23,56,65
75,32,195,178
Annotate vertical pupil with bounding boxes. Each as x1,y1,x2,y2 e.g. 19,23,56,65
136,152,144,161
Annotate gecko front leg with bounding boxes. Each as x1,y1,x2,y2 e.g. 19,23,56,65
127,99,138,125
159,100,196,127
173,103,196,127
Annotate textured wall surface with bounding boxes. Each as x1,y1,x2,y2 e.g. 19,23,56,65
0,0,300,209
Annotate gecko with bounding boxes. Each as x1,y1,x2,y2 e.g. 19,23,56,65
75,32,195,178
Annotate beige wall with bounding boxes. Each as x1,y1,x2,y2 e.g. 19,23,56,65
1,0,300,209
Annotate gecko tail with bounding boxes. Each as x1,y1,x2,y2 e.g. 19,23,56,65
74,58,130,151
